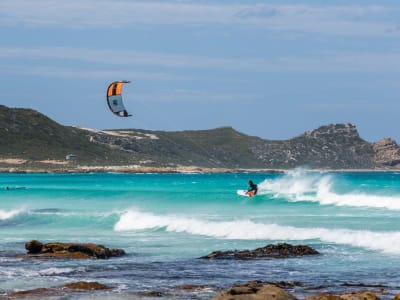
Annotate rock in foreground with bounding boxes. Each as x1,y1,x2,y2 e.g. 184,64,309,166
24,240,125,259
7,281,111,298
212,280,386,300
305,290,382,300
212,280,297,300
201,243,319,259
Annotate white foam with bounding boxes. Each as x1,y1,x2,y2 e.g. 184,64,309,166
258,169,323,201
0,209,22,220
114,209,400,254
317,178,400,210
38,267,78,275
258,169,400,210
0,267,76,277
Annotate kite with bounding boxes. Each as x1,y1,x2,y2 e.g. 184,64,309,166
106,80,132,117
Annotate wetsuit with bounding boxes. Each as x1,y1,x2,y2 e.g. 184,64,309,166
247,181,258,196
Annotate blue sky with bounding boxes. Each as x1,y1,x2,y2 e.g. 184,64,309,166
0,0,399,142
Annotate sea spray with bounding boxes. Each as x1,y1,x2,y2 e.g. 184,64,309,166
0,209,24,220
259,169,400,210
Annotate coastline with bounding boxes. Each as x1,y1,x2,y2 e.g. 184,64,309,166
0,163,398,174
0,156,399,174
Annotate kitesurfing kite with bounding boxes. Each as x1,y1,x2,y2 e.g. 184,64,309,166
106,80,132,117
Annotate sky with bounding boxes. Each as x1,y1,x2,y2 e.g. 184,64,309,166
0,0,399,142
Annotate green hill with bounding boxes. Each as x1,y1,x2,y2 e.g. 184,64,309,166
0,105,399,170
0,105,133,165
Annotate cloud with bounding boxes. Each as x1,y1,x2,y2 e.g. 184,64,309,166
0,0,398,36
0,46,270,71
0,63,187,81
0,47,400,74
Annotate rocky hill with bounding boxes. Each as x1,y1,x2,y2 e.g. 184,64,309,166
0,105,399,170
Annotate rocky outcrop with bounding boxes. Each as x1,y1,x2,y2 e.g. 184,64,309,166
212,280,297,300
250,123,375,169
372,138,400,167
305,290,382,300
24,240,125,259
200,243,319,259
6,281,111,298
213,281,387,300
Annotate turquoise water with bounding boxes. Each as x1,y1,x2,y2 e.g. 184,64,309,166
0,170,400,298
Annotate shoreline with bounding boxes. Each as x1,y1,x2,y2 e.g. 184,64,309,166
0,164,399,174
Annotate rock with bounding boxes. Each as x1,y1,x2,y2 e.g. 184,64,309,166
6,281,111,298
23,240,125,259
372,138,400,167
25,240,43,254
212,281,297,300
200,243,319,259
7,287,62,298
305,291,381,300
61,281,111,290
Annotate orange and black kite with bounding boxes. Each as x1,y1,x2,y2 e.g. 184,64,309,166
106,81,132,117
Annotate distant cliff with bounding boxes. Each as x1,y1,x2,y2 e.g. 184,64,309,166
0,105,399,170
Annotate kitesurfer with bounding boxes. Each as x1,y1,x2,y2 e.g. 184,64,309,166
247,180,258,197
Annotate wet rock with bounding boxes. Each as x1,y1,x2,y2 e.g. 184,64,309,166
6,281,111,298
61,281,111,290
201,243,319,259
175,284,210,290
7,287,63,298
212,280,297,300
305,290,381,300
24,240,125,259
25,240,43,254
134,291,166,297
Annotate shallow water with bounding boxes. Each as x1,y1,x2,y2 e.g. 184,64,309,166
0,170,400,298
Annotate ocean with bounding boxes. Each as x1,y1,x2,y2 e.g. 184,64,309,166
0,170,400,299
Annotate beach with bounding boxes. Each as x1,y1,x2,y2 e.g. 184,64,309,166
1,170,400,299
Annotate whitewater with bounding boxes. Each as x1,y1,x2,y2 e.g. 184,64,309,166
0,170,400,298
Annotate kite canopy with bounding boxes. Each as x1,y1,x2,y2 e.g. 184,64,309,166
106,81,132,117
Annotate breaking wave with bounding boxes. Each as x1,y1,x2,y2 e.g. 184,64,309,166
0,209,23,220
114,209,400,254
258,169,400,210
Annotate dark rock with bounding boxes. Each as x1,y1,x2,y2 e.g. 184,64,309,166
201,243,319,259
25,240,43,254
134,291,166,297
23,240,125,259
6,281,111,298
175,284,210,290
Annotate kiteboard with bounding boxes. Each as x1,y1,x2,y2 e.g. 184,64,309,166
237,190,255,197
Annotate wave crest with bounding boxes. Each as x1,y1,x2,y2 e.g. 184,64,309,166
0,209,23,220
258,169,400,210
114,209,400,254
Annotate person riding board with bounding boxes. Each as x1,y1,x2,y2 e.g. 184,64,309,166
246,180,258,197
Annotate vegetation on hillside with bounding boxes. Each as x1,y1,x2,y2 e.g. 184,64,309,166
0,105,399,170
